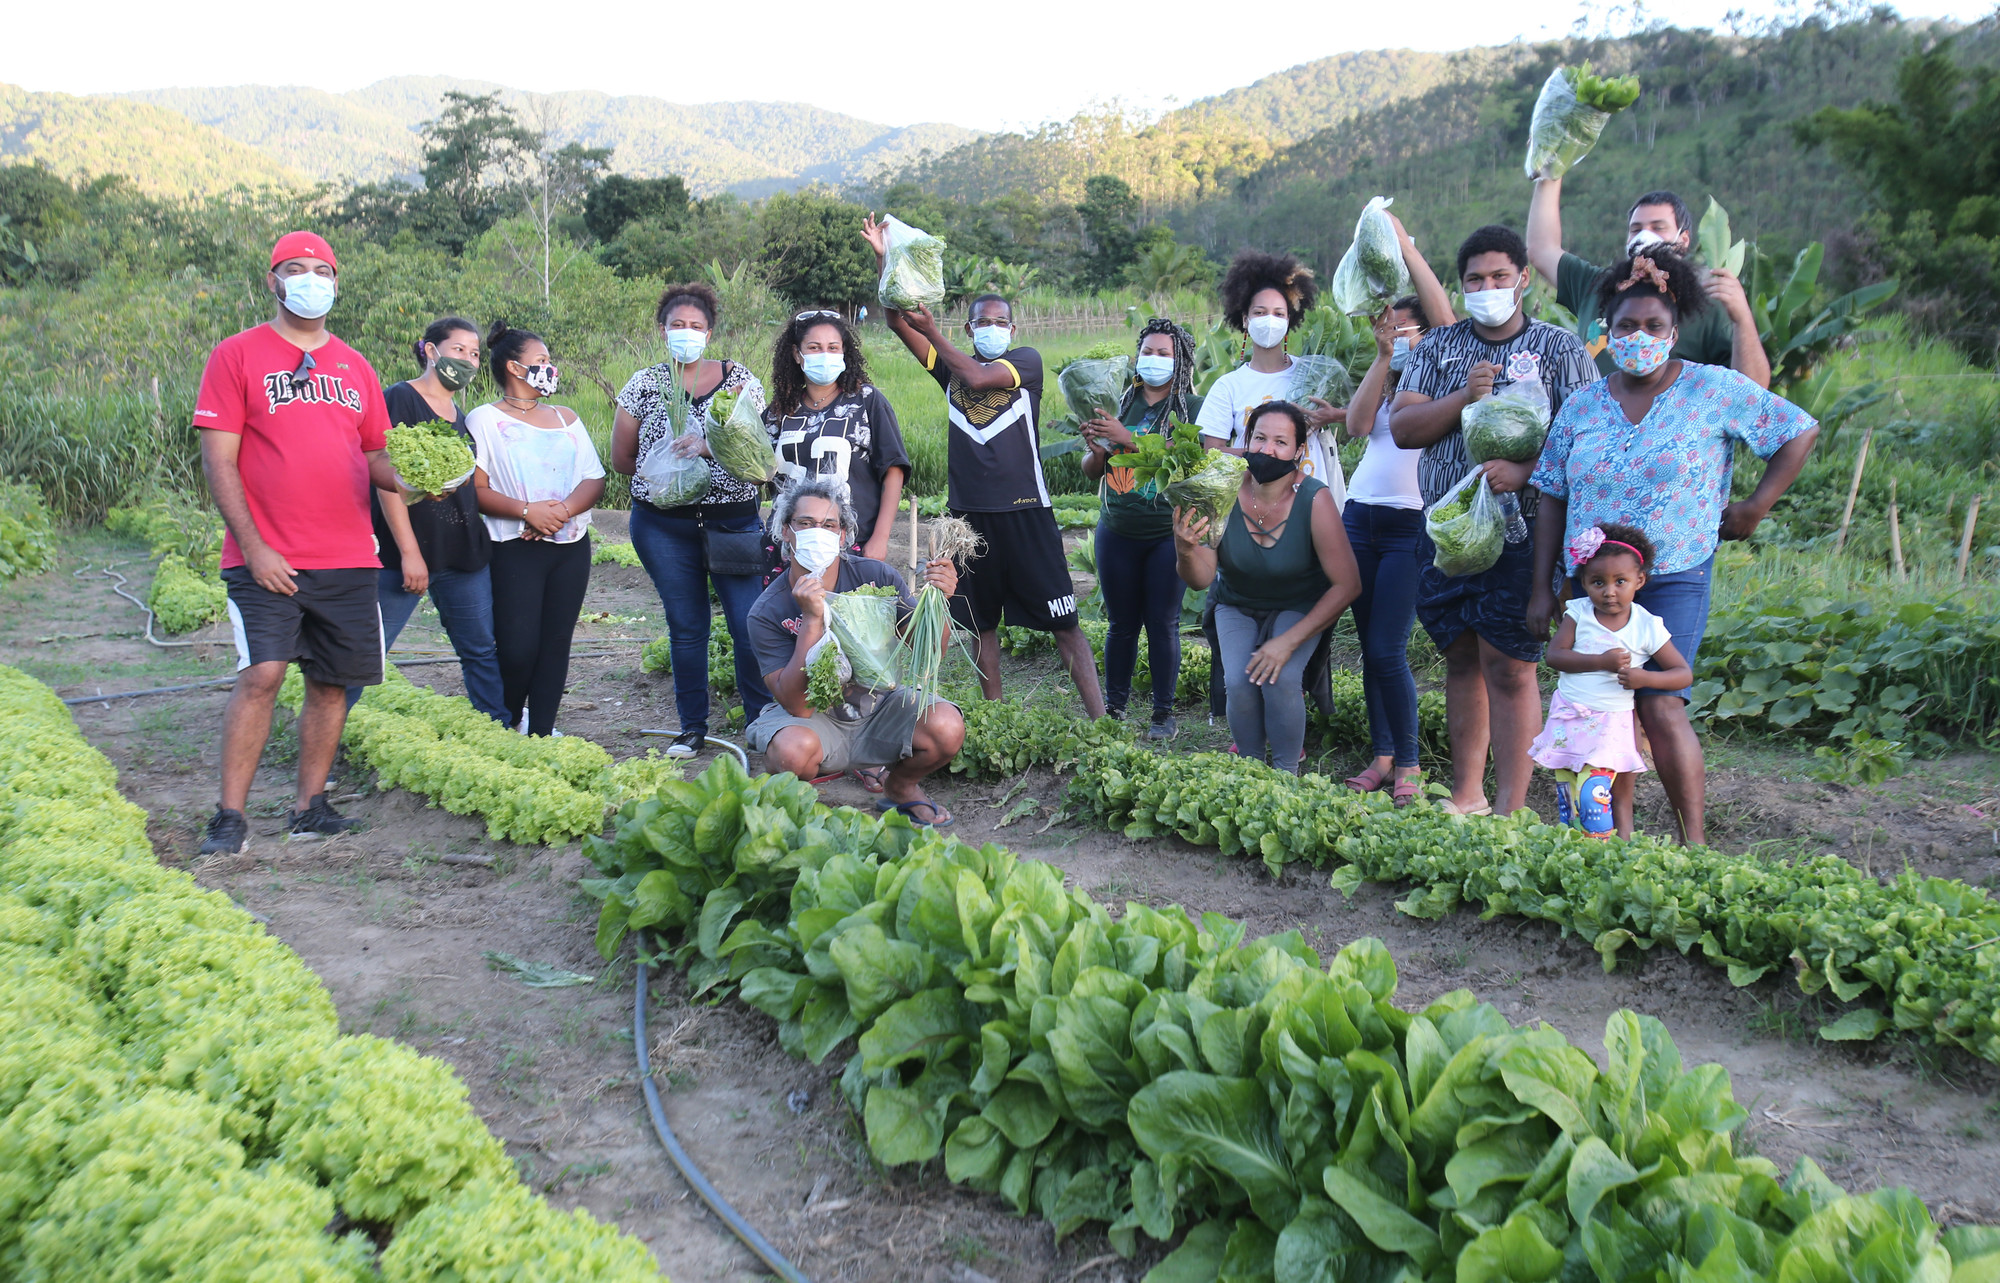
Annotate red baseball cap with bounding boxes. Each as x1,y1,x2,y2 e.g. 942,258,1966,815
270,231,337,272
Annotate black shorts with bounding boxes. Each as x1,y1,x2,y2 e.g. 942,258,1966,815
223,566,385,687
950,507,1079,633
1414,528,1545,663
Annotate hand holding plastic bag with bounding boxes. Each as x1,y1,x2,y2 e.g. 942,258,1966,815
1058,357,1131,423
825,588,903,691
636,432,711,509
1463,377,1551,465
1425,470,1506,578
1331,197,1413,316
877,216,947,314
706,387,778,484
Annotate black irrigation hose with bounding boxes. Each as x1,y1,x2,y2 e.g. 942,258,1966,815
633,952,811,1283
61,676,240,706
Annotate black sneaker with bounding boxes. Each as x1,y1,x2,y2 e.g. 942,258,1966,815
199,807,249,855
1147,713,1178,741
1105,705,1127,722
664,729,705,759
285,793,363,840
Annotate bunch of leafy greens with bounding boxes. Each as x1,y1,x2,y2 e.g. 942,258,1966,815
584,754,2000,1277
878,215,948,313
1110,418,1209,490
806,642,844,711
0,477,53,580
385,419,476,496
634,364,712,508
706,388,779,484
1330,196,1413,316
1525,64,1640,180
1425,472,1505,577
1058,357,1131,422
825,585,903,691
1463,381,1551,464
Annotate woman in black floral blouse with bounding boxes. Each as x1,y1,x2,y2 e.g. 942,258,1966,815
610,282,770,758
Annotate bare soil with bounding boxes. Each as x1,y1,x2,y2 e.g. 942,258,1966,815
8,525,1999,1283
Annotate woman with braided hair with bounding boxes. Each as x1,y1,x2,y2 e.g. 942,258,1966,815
1079,318,1204,736
1527,244,1819,844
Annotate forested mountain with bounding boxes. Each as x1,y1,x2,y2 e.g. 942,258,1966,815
120,79,981,196
1162,48,1470,143
0,85,289,196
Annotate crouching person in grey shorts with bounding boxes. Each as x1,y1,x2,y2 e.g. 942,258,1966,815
743,477,966,828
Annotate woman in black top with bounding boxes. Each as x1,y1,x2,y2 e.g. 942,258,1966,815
763,309,910,560
348,316,505,721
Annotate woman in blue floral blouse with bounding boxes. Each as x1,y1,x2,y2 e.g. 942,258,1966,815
1527,247,1819,844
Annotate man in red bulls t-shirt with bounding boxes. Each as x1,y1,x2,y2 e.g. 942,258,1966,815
194,231,410,854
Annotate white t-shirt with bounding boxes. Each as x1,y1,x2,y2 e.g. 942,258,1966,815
1345,399,1423,510
1557,597,1673,712
1195,359,1346,507
467,403,606,544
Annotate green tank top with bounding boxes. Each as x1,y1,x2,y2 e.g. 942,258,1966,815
1213,474,1330,615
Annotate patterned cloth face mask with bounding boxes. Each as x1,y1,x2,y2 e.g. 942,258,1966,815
1608,330,1673,376
518,362,560,396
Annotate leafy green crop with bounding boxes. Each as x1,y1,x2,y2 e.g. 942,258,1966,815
706,387,778,484
825,588,901,691
949,697,1135,778
384,419,475,495
588,756,1999,1277
1462,384,1550,464
1525,64,1639,180
591,540,643,567
1330,196,1412,317
0,477,53,580
1070,742,2000,1067
147,553,227,634
878,215,948,313
0,664,659,1278
1425,475,1504,577
640,627,738,694
806,642,844,711
1058,357,1130,422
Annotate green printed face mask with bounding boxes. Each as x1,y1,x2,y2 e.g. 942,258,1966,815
433,356,478,392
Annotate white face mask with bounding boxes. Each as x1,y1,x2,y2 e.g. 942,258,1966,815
666,329,708,363
1625,228,1667,257
792,527,840,574
1245,314,1288,350
1464,285,1521,329
279,272,336,320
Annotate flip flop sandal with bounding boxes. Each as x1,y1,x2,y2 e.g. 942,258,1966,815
850,766,888,795
1437,799,1493,817
1344,764,1390,794
1392,774,1422,808
875,797,954,829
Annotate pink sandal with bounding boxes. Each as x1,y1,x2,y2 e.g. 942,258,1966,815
1345,764,1390,794
1391,770,1422,808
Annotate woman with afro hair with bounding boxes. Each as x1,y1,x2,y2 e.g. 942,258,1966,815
1528,244,1818,844
1195,250,1346,506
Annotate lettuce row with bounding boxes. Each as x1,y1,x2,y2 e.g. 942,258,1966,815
0,664,663,1279
280,666,680,844
589,757,1999,1281
1068,743,2000,1066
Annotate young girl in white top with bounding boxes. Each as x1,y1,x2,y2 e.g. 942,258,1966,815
469,321,606,736
1530,523,1690,838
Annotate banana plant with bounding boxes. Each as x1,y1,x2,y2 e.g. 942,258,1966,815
1749,242,1898,404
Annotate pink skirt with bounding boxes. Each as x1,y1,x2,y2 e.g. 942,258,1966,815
1529,690,1647,774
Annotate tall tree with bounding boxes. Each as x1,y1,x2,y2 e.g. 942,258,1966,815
414,91,537,254
1077,174,1140,289
757,190,875,308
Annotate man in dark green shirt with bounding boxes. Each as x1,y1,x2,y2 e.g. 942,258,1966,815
1527,179,1772,387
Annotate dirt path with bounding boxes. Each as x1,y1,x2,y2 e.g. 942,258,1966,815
8,528,1999,1281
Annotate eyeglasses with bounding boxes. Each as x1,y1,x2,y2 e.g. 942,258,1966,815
291,350,316,385
968,316,1012,329
790,517,843,533
794,309,841,322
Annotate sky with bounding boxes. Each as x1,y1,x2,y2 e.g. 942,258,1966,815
4,0,1992,133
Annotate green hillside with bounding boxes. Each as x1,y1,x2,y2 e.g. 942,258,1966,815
0,84,294,196
124,78,982,197
1163,48,1468,144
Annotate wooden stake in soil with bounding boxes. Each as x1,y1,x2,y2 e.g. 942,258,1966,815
1961,495,1984,584
909,498,920,571
1888,477,1906,582
1835,426,1873,553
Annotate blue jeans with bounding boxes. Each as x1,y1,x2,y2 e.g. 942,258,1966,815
1094,521,1184,717
1572,555,1714,702
346,564,507,720
1344,502,1423,767
629,501,773,732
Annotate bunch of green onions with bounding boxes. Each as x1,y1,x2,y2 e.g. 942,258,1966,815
900,515,983,713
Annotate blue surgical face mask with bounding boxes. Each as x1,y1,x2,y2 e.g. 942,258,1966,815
665,328,708,363
1388,336,1412,372
801,353,845,386
1134,354,1174,387
279,272,336,320
972,324,1011,360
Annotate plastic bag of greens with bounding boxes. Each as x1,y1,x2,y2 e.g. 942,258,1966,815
1059,356,1130,423
706,387,778,484
1331,197,1413,317
825,586,903,691
636,432,711,509
1425,470,1506,578
1287,353,1352,408
1524,65,1640,180
877,216,947,314
1464,377,1551,465
1163,450,1248,545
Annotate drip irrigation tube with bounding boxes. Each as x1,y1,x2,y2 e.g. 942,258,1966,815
638,731,751,773
75,562,196,648
61,676,240,706
633,953,810,1283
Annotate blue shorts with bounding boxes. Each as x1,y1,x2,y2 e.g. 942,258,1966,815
1416,528,1545,664
1570,555,1713,702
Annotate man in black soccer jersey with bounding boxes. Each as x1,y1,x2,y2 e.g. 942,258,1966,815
862,216,1106,718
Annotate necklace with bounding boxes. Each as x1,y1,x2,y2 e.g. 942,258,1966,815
803,386,838,411
501,393,539,411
